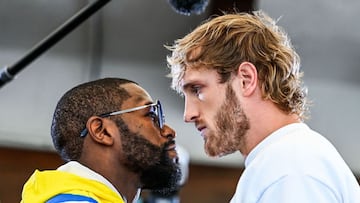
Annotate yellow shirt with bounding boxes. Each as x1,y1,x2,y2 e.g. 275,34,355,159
21,169,126,203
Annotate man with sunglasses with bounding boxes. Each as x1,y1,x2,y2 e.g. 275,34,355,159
21,78,181,203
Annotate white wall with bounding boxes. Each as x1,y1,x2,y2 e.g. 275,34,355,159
306,80,360,172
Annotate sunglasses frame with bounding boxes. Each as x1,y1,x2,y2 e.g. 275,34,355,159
80,100,164,137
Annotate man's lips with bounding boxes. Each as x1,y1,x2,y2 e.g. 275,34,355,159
165,141,178,160
197,126,207,139
166,143,176,151
197,125,206,132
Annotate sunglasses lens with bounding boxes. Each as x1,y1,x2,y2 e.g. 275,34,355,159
157,100,164,129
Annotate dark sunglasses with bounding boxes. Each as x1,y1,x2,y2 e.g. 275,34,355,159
80,100,164,137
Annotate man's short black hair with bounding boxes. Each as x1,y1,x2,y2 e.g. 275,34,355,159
51,78,137,161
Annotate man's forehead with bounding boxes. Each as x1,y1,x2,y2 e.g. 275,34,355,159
181,68,214,85
121,83,153,104
121,83,147,94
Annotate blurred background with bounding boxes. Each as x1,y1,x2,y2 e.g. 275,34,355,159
0,0,359,202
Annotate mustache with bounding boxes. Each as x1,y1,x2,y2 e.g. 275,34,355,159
162,139,176,150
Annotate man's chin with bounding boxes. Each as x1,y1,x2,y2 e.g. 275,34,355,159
205,146,236,157
140,161,181,192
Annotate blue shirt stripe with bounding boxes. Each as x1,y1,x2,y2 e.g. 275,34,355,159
46,194,98,203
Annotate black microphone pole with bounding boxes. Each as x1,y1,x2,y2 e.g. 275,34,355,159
0,0,111,89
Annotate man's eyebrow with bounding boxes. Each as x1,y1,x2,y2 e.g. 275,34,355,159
182,83,191,91
181,82,196,93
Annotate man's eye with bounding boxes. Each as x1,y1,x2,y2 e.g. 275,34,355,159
191,85,201,95
146,111,160,128
147,111,157,120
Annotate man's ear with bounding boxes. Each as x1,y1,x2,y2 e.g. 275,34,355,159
86,116,114,146
236,62,258,97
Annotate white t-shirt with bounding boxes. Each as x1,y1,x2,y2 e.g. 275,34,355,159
230,123,360,203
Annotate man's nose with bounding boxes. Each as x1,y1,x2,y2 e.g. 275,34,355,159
183,99,199,123
161,124,176,139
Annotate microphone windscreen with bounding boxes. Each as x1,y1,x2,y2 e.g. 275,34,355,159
168,0,209,16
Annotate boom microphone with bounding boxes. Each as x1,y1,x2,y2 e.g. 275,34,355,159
0,0,111,89
168,0,209,16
